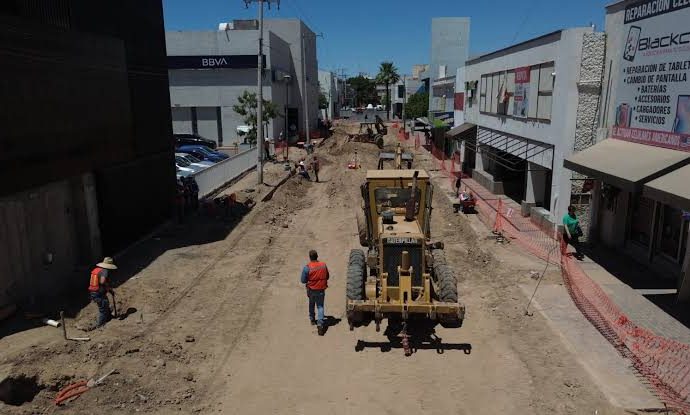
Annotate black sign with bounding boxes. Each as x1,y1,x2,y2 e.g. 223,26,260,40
624,0,690,24
168,55,266,69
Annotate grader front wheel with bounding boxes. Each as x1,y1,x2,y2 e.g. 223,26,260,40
346,249,366,329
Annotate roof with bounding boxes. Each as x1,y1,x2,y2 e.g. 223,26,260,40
446,122,476,138
643,164,690,211
563,139,690,192
366,169,430,179
466,30,564,65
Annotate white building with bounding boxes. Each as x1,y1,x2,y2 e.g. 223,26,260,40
166,19,319,146
450,28,606,232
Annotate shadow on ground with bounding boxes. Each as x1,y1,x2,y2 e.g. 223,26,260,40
354,318,472,355
0,204,252,340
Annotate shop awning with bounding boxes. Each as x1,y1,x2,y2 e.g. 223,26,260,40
445,122,476,139
643,164,690,211
563,138,690,192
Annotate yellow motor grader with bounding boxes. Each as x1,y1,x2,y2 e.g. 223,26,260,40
347,169,464,353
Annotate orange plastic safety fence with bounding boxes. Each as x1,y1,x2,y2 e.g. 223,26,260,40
422,142,690,412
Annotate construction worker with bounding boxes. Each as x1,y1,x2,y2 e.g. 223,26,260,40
311,155,320,182
88,257,117,328
298,159,310,181
300,250,329,335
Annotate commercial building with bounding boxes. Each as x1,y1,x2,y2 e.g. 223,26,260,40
564,0,690,301
0,1,174,307
426,17,471,126
318,69,338,120
167,19,319,146
451,28,606,233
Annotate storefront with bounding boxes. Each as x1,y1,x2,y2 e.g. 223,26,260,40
565,0,690,301
456,27,605,232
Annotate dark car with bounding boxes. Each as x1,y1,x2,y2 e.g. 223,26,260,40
174,133,217,150
177,145,228,163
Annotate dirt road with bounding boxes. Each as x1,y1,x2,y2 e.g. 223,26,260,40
0,126,635,414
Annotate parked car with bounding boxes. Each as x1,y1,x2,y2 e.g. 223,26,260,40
177,145,229,163
174,133,217,150
375,104,384,111
176,152,214,169
175,156,205,174
366,103,374,110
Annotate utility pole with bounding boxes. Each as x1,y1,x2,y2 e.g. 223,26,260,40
245,0,279,185
402,75,407,132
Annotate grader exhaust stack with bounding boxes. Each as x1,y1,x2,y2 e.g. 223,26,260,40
346,169,465,349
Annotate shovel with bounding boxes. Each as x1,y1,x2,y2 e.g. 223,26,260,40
110,292,118,319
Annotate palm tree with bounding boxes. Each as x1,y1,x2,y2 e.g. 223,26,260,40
375,62,400,120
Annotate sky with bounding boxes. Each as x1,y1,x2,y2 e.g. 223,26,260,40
163,0,611,76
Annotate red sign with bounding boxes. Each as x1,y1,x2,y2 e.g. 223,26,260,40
515,66,531,83
611,126,690,153
454,93,465,111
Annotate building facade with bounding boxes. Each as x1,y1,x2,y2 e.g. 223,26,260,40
167,19,319,146
318,69,338,120
427,17,471,125
455,28,605,233
0,0,174,308
564,0,690,301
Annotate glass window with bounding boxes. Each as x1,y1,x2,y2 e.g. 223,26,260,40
658,205,685,261
374,188,421,214
629,195,654,247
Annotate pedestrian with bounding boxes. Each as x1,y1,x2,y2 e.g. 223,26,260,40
175,177,186,222
563,205,584,260
300,250,329,335
298,159,310,181
263,139,270,160
455,176,462,198
311,155,320,182
88,257,117,328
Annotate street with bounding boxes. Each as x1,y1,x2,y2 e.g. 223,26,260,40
0,124,631,414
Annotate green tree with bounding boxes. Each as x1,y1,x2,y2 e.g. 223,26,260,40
405,92,429,120
319,88,329,110
375,62,400,119
232,90,279,145
347,75,377,107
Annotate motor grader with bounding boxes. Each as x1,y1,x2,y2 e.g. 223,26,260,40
346,169,464,352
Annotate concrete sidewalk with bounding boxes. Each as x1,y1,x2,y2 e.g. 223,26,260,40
410,142,679,410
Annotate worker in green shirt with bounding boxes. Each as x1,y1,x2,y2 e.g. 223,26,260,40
563,205,583,260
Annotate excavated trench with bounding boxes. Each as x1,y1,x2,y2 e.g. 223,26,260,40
0,375,44,406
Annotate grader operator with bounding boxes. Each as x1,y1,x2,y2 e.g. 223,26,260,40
347,169,464,353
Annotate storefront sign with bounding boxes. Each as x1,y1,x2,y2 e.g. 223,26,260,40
513,66,530,117
612,0,690,152
168,55,265,70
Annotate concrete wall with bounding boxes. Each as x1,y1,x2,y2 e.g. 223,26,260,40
464,28,595,219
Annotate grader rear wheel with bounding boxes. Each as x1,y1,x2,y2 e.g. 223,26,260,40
432,250,462,327
346,249,366,328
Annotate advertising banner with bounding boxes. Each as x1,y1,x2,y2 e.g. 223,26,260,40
513,66,530,117
612,0,690,152
454,92,465,111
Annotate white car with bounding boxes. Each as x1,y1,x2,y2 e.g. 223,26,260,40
175,155,205,174
176,152,214,168
366,103,374,110
375,104,384,111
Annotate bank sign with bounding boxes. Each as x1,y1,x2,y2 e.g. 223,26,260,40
612,0,690,152
168,55,265,70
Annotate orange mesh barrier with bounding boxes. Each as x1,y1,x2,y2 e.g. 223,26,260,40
423,142,690,412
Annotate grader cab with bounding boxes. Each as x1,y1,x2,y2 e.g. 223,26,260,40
347,169,464,342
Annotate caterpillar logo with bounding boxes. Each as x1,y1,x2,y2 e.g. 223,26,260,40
385,237,418,244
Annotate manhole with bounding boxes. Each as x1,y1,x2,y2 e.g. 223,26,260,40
0,375,43,406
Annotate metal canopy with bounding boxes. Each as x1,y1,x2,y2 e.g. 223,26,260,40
564,138,690,193
463,127,554,172
445,122,476,138
643,164,690,211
